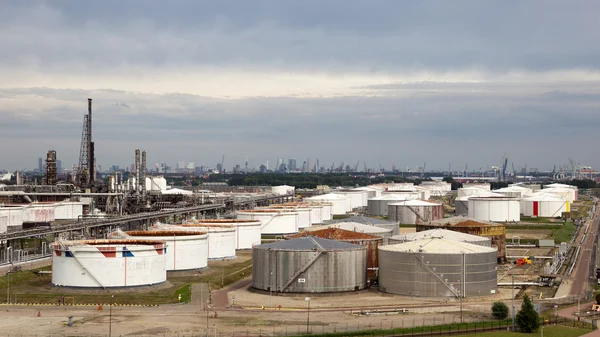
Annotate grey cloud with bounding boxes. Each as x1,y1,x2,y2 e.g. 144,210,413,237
0,1,599,72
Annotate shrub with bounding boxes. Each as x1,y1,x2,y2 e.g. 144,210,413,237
491,301,509,319
516,294,540,332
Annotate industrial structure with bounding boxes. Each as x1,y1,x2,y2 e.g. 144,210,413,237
45,150,57,185
305,194,351,215
236,209,300,235
389,228,492,247
327,216,400,235
110,230,208,271
51,239,167,288
76,98,95,188
367,194,418,217
378,237,497,297
252,236,367,293
521,194,569,217
387,200,444,224
286,228,382,282
418,217,507,263
324,222,393,242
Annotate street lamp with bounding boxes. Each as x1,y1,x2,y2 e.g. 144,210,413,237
109,295,114,337
305,297,311,334
554,305,558,324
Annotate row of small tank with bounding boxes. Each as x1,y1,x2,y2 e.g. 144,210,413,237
252,226,499,297
51,219,264,288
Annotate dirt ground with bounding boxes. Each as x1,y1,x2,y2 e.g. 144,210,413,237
505,229,553,240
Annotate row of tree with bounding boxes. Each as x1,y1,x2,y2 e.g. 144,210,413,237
492,294,539,333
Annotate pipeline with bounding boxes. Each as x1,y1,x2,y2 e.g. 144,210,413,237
581,234,587,245
567,246,581,276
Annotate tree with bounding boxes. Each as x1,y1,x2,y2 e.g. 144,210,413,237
491,302,509,319
516,294,540,332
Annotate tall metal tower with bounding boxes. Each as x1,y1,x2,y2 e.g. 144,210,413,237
45,150,57,185
77,98,95,187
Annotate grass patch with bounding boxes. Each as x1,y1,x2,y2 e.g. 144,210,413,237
201,259,253,289
520,216,558,224
174,283,192,303
287,322,591,337
332,215,349,220
399,224,417,228
549,221,576,243
505,224,562,230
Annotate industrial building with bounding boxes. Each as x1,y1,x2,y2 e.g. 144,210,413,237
110,230,208,271
236,209,300,235
387,200,444,224
378,237,497,297
418,217,506,263
51,239,167,288
468,196,520,222
389,228,492,247
521,194,569,217
286,227,382,281
159,224,236,260
190,219,261,249
252,236,367,293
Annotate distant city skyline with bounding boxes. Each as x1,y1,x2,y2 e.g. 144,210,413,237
1,2,599,170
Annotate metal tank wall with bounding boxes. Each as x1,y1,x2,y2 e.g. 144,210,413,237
468,198,520,222
416,223,507,263
51,240,167,287
22,204,55,222
123,231,208,271
455,198,469,216
252,247,367,293
378,249,497,297
388,204,444,224
0,207,24,229
236,210,299,234
54,202,84,220
522,199,567,217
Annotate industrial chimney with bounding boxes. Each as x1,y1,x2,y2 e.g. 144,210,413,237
141,150,147,194
134,149,140,193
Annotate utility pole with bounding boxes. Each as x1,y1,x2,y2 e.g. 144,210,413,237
512,274,515,332
109,294,114,337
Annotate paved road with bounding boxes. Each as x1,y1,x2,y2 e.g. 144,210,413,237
570,199,600,296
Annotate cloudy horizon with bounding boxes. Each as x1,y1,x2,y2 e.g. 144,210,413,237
1,1,599,172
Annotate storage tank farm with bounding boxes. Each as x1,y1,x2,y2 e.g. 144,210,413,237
51,239,167,288
286,228,382,282
252,236,367,293
389,228,492,247
155,224,236,260
378,237,498,297
417,217,507,263
109,230,208,271
186,219,262,249
236,209,300,235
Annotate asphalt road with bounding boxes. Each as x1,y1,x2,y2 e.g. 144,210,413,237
570,198,599,297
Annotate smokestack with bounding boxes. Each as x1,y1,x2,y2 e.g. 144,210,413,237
134,149,140,193
141,150,147,194
87,98,94,183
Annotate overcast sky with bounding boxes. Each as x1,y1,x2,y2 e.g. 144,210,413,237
1,1,599,172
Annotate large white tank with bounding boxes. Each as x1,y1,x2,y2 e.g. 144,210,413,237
51,239,167,288
468,197,520,222
335,191,368,208
22,203,55,222
351,186,381,199
0,206,24,230
188,219,262,249
159,224,236,260
112,230,208,271
367,194,417,216
257,206,312,228
54,202,84,220
236,210,299,234
458,187,492,198
271,185,295,195
305,194,350,215
521,194,569,217
540,187,577,202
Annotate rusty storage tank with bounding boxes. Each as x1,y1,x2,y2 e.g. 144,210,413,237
252,236,367,293
285,227,382,282
417,216,506,263
389,228,491,247
379,237,498,297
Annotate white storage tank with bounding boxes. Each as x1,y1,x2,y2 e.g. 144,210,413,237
388,200,444,224
335,190,368,208
236,209,299,235
51,239,167,288
351,186,381,199
521,194,569,218
258,206,312,229
160,224,236,260
305,194,351,215
367,194,417,216
540,187,578,202
112,230,208,271
455,197,469,216
21,203,55,222
389,228,492,247
272,185,295,195
468,197,520,222
0,206,24,231
189,219,262,249
54,202,84,220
